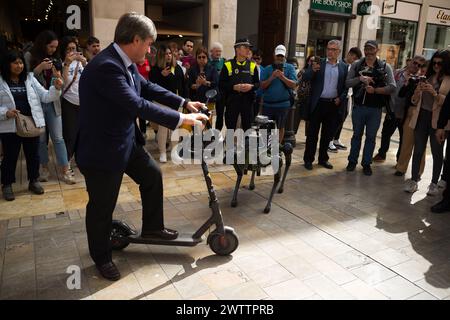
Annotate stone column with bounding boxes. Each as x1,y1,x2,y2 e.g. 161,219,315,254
209,0,238,59
90,0,145,46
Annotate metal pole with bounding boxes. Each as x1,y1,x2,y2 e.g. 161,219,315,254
284,0,299,147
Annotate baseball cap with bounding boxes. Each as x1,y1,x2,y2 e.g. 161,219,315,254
274,45,287,57
234,38,253,48
364,40,379,49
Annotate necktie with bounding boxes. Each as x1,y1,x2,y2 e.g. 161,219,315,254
128,64,138,93
128,64,145,146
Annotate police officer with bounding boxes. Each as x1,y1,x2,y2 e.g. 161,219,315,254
219,39,260,131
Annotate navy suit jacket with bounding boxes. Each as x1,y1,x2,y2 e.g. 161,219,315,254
76,44,183,172
302,59,348,114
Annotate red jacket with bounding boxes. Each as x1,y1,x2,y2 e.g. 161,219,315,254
137,59,151,80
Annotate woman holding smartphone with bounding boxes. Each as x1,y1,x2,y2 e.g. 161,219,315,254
404,50,450,195
26,30,75,184
188,47,218,102
149,44,187,163
60,36,87,170
0,50,63,201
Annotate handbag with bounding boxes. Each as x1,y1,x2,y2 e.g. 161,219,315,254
15,113,44,138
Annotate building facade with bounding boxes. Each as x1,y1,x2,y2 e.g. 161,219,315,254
1,0,449,68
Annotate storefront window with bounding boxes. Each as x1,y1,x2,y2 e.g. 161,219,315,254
307,19,345,58
376,17,417,70
423,24,450,60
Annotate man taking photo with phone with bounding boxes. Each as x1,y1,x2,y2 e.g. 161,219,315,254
302,39,348,171
260,45,297,142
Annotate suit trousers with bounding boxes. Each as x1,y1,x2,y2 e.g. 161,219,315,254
80,143,164,265
304,99,339,164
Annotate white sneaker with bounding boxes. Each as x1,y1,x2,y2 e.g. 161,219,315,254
427,183,440,196
67,165,75,176
333,139,347,150
38,167,50,182
438,179,447,189
328,141,338,153
62,172,76,185
159,153,167,163
404,179,418,193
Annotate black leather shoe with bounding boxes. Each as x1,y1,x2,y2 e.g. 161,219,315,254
363,165,373,176
28,181,44,195
394,171,405,177
319,161,333,169
304,162,313,171
431,200,450,214
2,185,15,201
346,162,356,172
141,228,179,240
96,262,121,281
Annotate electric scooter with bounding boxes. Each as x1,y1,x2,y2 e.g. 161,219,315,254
110,90,239,256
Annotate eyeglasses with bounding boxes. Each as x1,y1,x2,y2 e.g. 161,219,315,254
433,61,443,66
412,61,424,68
197,55,207,59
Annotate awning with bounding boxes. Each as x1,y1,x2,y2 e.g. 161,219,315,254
308,9,357,19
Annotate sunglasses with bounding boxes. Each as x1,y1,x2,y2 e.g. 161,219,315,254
412,61,424,68
433,61,442,66
197,55,207,59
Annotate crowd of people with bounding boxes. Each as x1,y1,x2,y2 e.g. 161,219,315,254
1,28,450,215
3,12,450,281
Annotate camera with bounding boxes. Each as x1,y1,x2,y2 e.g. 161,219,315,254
273,63,284,71
410,75,427,84
52,59,63,71
359,66,388,88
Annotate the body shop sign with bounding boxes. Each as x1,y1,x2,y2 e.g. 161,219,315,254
311,0,353,15
427,6,450,26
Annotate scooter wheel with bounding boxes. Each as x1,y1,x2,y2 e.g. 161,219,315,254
208,227,239,256
110,223,131,251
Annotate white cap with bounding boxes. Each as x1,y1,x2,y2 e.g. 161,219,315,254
274,45,286,57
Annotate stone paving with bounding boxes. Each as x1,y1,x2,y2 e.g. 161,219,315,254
1,119,450,300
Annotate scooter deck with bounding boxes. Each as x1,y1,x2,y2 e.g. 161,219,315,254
128,233,203,247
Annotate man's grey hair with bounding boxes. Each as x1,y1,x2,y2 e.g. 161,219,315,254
114,12,157,44
412,54,426,62
328,39,342,50
210,42,223,51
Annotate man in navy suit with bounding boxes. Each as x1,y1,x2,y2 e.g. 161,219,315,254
75,12,208,281
302,40,348,170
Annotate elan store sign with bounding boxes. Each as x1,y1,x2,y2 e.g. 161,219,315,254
427,6,450,26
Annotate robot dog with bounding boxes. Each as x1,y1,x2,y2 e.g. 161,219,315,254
228,115,293,214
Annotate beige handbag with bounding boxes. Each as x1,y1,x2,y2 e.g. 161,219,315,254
15,113,44,138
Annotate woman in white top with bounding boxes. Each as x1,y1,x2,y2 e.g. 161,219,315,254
60,36,87,166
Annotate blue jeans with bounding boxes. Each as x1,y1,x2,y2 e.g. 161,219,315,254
39,102,69,167
348,105,382,166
